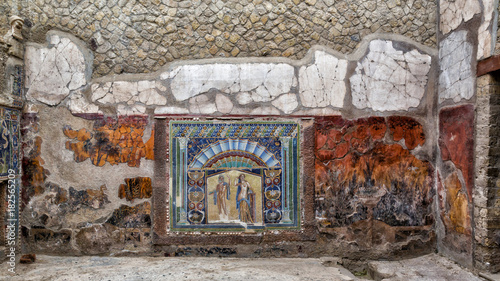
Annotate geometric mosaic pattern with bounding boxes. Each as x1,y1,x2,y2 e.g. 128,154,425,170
0,106,20,177
169,121,300,232
0,106,21,243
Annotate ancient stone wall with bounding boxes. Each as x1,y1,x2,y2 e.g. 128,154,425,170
436,0,499,271
3,0,498,273
1,0,436,78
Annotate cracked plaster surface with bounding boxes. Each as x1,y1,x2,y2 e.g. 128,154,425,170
23,31,436,116
25,33,89,106
91,81,167,106
439,30,475,103
299,51,347,108
477,0,497,59
67,91,102,114
439,0,480,35
350,40,431,112
166,63,296,103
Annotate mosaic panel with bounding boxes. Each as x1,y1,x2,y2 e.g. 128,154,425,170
0,106,21,246
169,121,300,232
0,107,20,177
6,64,24,108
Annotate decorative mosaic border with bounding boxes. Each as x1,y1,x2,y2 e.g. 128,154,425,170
169,120,300,232
0,106,20,178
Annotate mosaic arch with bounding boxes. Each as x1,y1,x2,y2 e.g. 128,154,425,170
169,121,300,232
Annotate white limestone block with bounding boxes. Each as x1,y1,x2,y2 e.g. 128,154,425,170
169,63,295,102
477,0,496,59
189,94,217,114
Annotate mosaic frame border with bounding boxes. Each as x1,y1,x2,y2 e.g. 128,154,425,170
152,117,317,244
168,120,301,232
0,107,21,178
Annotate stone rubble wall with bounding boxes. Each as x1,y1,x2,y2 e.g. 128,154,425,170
2,0,436,78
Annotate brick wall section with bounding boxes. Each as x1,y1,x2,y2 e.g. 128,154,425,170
475,73,500,273
2,0,436,78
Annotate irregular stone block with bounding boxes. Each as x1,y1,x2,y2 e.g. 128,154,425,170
154,106,190,115
168,63,295,103
67,91,102,114
215,93,234,114
91,80,167,108
477,0,496,59
271,93,298,114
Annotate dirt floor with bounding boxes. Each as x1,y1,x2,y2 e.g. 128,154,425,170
0,253,494,281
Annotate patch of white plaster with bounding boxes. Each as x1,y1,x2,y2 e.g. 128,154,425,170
477,0,496,59
440,0,481,34
67,91,102,114
350,40,431,111
272,93,298,114
25,34,89,105
154,106,190,115
439,30,475,103
299,51,347,108
91,80,167,106
168,63,295,102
